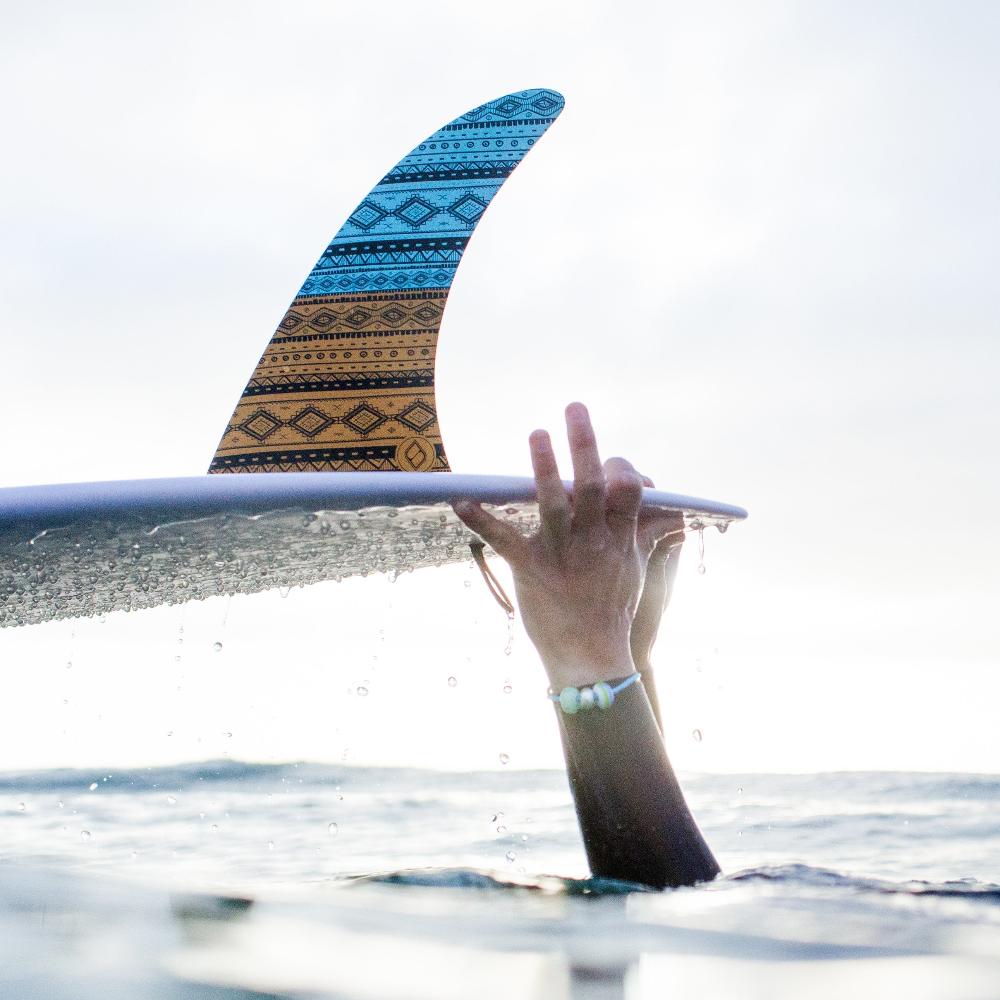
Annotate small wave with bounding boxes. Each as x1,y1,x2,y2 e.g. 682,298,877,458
726,863,1000,900
0,758,336,793
345,867,651,896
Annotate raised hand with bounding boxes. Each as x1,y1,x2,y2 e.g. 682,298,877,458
454,403,680,692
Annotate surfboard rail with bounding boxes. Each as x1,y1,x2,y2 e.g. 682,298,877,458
0,474,747,532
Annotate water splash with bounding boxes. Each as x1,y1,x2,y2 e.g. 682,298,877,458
1,504,732,628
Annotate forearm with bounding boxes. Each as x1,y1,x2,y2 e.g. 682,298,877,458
633,657,664,733
557,678,718,889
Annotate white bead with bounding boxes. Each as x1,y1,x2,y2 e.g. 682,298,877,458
579,687,596,710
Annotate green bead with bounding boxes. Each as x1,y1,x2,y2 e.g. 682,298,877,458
593,682,614,710
559,687,581,714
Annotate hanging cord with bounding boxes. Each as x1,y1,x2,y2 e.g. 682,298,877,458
469,541,515,617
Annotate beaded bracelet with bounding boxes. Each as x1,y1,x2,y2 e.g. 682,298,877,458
549,672,641,714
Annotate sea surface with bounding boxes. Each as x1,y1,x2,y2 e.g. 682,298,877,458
2,763,999,999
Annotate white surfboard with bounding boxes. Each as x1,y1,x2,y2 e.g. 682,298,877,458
0,89,748,628
0,474,745,628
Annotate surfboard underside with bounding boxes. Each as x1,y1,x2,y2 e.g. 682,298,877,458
0,474,746,628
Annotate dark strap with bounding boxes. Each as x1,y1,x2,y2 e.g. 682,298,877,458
469,542,515,617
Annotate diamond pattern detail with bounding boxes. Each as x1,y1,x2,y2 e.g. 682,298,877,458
278,312,305,332
349,200,388,230
395,196,437,227
493,97,524,118
343,308,374,329
413,303,441,324
397,401,436,433
531,94,559,114
448,193,488,224
343,404,387,435
404,439,432,467
308,309,338,330
289,406,333,438
238,409,281,441
380,305,407,325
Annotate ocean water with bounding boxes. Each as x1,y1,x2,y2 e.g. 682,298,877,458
3,763,999,999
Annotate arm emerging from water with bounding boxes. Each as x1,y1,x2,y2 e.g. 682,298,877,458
455,403,718,889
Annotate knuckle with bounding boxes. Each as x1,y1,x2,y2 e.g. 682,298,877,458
575,480,606,503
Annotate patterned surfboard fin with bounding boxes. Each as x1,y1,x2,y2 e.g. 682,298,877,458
209,88,565,474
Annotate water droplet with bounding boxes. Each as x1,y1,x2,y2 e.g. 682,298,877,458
267,840,275,851
16,802,25,812
499,752,510,765
697,526,706,575
279,586,291,599
212,642,223,653
57,801,64,809
88,782,98,791
166,795,177,805
505,851,516,862
496,825,508,834
502,682,512,694
174,655,182,662
737,786,743,795
697,563,707,575
327,822,339,838
463,579,472,588
717,522,729,534
356,685,369,697
210,823,219,833
692,729,703,743
80,830,91,842
222,731,232,738
65,661,72,670
447,676,457,688
504,613,514,656
521,834,528,842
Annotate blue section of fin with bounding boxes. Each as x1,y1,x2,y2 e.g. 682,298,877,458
298,89,564,297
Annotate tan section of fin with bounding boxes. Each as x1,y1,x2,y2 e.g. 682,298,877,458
210,290,450,474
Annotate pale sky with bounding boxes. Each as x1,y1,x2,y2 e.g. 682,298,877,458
1,0,998,773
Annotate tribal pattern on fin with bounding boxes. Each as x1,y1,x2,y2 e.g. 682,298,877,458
209,88,564,473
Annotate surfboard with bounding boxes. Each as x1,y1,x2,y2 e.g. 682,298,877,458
0,474,745,628
0,88,748,628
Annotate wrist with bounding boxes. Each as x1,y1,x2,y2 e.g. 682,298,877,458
541,649,637,691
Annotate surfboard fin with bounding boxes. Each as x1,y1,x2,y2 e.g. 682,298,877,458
209,89,565,475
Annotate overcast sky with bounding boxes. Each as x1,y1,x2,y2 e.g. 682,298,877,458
1,0,998,773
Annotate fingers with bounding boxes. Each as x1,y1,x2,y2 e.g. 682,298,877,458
530,429,571,548
453,501,525,563
603,456,643,547
639,510,685,561
565,402,607,539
